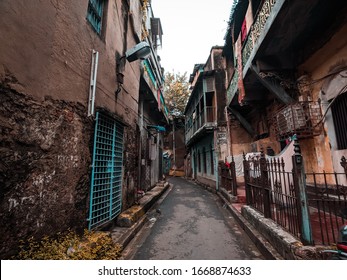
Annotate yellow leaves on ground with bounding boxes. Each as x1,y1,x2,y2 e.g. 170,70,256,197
16,229,122,260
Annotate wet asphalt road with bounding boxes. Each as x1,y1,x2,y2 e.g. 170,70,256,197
128,177,263,260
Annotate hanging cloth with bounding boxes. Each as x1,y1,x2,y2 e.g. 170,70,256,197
237,38,246,105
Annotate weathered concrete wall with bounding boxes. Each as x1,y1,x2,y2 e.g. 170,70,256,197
122,125,139,209
0,0,143,258
191,134,217,188
0,85,92,258
0,0,141,123
299,24,347,174
165,128,185,171
241,206,301,259
140,96,166,189
230,118,253,155
196,175,216,191
241,205,334,260
211,49,227,124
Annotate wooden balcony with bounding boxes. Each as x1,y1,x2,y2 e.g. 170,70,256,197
226,0,284,105
227,0,347,108
185,106,216,145
241,0,281,71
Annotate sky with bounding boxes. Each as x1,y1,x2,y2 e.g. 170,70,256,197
151,0,233,77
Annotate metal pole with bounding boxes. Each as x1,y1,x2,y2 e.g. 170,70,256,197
225,107,233,156
214,128,219,191
292,137,313,245
172,117,176,172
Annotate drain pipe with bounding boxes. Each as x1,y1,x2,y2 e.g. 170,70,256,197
225,106,233,157
214,127,219,191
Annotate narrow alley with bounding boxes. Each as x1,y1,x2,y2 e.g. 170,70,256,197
1,0,347,266
124,177,263,260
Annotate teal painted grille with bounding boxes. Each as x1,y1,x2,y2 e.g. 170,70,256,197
87,0,104,34
88,112,124,230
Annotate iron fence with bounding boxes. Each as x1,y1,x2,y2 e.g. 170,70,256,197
306,170,347,245
243,152,301,239
267,158,301,239
220,157,237,196
242,145,347,245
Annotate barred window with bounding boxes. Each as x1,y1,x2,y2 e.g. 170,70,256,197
331,92,347,150
198,150,201,172
203,147,207,173
210,147,214,175
87,0,105,35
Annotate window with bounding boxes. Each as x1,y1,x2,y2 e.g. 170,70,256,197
198,150,201,172
203,147,207,173
210,147,214,175
87,0,105,35
331,92,347,150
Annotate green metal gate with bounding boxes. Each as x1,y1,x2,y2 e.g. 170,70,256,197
88,112,124,230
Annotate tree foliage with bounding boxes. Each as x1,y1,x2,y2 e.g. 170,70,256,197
163,72,190,117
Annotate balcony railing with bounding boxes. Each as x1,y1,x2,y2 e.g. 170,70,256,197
273,100,323,140
242,0,278,69
226,0,281,105
185,106,216,143
226,71,238,105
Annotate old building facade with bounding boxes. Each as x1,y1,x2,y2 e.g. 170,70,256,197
0,0,167,258
222,0,347,248
184,47,228,190
138,2,168,190
224,0,347,177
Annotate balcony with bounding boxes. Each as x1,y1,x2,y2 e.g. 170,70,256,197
226,0,283,106
226,70,238,106
241,0,281,71
272,101,323,140
226,0,347,107
185,106,216,145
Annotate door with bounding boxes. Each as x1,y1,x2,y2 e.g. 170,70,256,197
88,112,124,230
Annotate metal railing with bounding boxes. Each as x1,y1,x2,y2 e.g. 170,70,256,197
185,106,216,143
242,0,278,68
220,158,238,196
243,152,301,239
226,71,238,105
242,143,347,245
306,171,347,245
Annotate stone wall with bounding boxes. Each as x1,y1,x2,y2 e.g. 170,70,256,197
0,85,92,258
0,0,144,258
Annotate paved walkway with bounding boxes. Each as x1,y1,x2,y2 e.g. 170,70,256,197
130,177,263,260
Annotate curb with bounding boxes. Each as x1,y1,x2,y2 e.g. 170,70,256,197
217,192,283,260
112,181,171,250
115,215,148,250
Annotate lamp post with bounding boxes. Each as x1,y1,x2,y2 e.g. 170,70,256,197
116,41,152,94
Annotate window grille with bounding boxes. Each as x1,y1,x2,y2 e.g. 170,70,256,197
210,147,214,175
331,92,347,150
87,0,104,34
203,147,207,173
198,150,201,172
88,112,124,230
